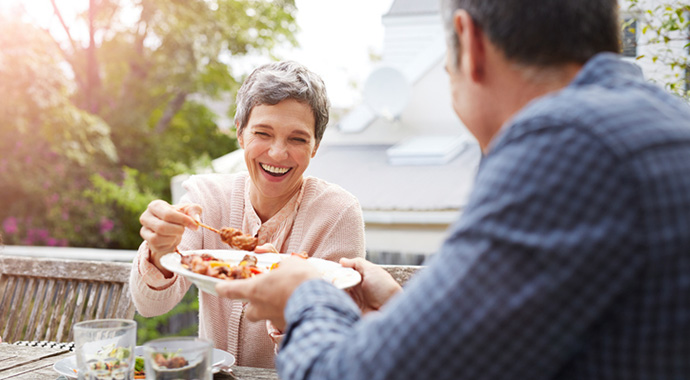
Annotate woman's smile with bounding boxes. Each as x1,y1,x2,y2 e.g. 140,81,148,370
260,163,292,177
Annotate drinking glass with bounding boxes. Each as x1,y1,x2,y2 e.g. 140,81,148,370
143,337,212,380
73,319,137,380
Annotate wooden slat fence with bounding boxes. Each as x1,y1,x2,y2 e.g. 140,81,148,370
0,255,135,343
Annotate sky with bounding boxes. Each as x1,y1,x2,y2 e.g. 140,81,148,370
286,0,395,108
1,0,396,109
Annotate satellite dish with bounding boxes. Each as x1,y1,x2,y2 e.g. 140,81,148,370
362,66,411,121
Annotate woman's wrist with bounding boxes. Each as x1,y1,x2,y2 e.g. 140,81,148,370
147,248,174,278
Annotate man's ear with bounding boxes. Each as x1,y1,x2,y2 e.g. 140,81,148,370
454,10,485,82
236,122,244,149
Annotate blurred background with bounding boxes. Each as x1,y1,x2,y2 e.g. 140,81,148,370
1,0,689,343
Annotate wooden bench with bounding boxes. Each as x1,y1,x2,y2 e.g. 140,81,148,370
381,265,422,286
0,255,135,343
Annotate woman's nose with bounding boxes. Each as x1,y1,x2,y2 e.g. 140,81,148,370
268,141,288,160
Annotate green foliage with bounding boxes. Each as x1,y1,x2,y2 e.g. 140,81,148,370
134,286,200,344
0,15,118,247
626,0,690,98
83,167,157,248
0,0,298,249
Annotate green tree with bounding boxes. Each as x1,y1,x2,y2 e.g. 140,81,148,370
0,0,298,248
0,15,120,247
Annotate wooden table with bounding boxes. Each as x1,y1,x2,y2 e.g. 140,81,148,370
0,343,278,380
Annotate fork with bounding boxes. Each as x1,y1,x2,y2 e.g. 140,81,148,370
194,214,221,234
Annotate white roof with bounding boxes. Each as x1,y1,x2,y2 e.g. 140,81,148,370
304,142,481,213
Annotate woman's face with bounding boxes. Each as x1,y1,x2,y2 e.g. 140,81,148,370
238,98,318,206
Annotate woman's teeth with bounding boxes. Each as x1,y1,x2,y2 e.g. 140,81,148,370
261,163,290,175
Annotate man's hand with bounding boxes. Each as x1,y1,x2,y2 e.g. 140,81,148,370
139,200,200,276
215,257,321,331
340,258,402,314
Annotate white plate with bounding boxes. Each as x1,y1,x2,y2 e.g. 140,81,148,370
161,249,362,296
53,346,235,378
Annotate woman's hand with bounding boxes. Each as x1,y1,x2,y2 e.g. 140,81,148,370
254,243,279,254
340,258,402,314
139,200,201,276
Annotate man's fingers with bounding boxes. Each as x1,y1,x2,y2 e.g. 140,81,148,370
340,257,368,274
243,303,262,322
215,278,255,300
339,257,357,268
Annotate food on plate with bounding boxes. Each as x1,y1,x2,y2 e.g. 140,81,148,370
180,253,264,280
134,356,145,379
179,251,309,280
147,350,208,379
152,352,189,369
82,344,133,379
219,227,258,251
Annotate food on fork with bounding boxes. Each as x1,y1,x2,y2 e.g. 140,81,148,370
191,214,258,251
219,227,258,251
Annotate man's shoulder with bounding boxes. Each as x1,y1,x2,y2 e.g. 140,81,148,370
502,80,690,159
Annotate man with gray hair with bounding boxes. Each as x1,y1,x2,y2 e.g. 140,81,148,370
217,0,690,378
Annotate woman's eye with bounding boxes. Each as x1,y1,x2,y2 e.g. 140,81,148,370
292,137,307,143
254,131,269,137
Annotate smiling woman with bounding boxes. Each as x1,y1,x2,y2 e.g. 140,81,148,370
238,99,317,221
130,61,366,369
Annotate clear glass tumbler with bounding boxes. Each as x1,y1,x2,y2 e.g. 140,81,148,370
142,337,212,380
73,319,137,380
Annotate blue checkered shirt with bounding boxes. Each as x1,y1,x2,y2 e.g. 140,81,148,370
276,53,690,380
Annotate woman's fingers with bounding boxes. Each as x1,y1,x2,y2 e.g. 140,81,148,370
140,200,204,257
254,243,278,254
175,204,203,229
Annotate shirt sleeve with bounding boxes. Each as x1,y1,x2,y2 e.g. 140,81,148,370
128,189,204,317
276,121,644,380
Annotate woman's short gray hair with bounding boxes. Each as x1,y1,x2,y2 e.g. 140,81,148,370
234,61,330,146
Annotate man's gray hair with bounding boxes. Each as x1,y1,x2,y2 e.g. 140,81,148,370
441,0,620,69
234,61,330,145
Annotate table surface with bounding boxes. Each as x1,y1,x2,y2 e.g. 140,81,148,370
0,343,278,380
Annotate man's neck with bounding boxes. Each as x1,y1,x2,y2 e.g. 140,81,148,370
482,62,583,151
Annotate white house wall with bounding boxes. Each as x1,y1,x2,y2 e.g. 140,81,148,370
399,59,472,136
381,14,445,69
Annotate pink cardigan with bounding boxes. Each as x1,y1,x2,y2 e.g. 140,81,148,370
129,172,366,368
